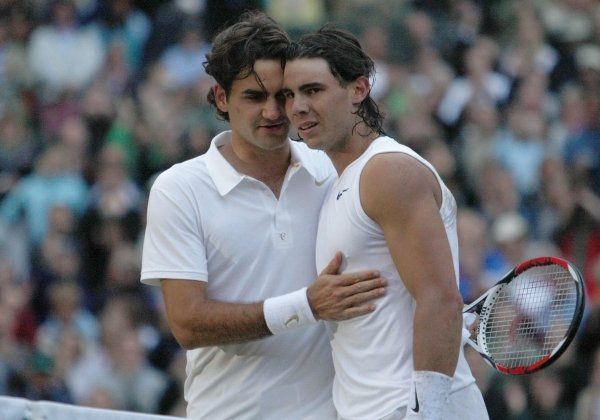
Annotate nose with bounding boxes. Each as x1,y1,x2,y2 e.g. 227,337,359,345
289,95,308,117
262,96,283,121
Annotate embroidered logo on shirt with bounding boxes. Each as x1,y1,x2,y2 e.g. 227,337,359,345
284,315,299,327
314,176,330,187
411,389,419,413
336,188,349,200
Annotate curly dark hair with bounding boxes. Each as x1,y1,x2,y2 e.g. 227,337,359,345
203,11,291,121
286,25,385,135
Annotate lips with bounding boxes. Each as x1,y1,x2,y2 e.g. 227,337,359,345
298,121,318,136
259,121,288,132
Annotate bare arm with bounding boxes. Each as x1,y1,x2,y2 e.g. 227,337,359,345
161,253,386,349
361,153,463,376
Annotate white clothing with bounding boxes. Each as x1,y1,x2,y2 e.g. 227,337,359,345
377,383,488,420
27,25,105,94
436,72,511,125
315,136,479,419
141,131,337,419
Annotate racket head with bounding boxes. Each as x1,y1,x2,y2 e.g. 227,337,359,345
471,256,585,375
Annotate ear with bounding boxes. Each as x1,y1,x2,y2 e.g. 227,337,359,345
213,84,228,114
351,76,371,106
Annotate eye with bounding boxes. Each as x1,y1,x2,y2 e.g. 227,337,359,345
305,87,321,95
244,92,266,101
280,90,293,99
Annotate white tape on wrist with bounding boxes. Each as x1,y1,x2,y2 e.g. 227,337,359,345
408,370,452,420
263,287,318,335
462,312,477,347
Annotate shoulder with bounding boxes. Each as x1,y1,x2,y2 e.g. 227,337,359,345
362,150,436,197
360,150,439,221
150,157,209,194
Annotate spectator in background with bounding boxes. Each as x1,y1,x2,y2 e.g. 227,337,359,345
0,4,35,102
538,158,578,241
407,47,454,116
547,84,589,158
562,69,600,195
27,0,104,99
359,24,391,102
102,329,169,413
437,37,511,129
488,212,558,277
159,20,210,89
35,281,98,356
474,159,521,222
56,115,91,175
31,228,83,321
62,294,158,409
20,350,73,404
97,41,133,99
528,368,571,419
0,260,34,395
458,102,500,197
498,3,559,83
142,0,205,69
202,0,261,40
78,145,142,309
0,145,88,248
575,347,600,420
96,0,151,76
0,110,37,198
491,105,546,200
456,208,492,302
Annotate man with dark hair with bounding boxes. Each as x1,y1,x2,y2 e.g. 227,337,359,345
283,27,489,420
141,13,386,419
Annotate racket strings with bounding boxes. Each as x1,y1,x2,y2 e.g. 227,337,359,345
482,265,577,368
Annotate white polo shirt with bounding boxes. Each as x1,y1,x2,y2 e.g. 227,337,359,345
141,131,336,419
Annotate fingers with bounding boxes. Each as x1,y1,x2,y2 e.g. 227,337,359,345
308,266,388,321
320,251,342,276
337,270,381,287
337,277,387,298
337,304,377,320
344,287,386,307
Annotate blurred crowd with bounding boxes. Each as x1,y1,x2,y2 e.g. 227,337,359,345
0,0,598,418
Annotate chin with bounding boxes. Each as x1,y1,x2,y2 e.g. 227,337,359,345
302,136,325,150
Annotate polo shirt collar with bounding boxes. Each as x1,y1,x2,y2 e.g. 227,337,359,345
205,131,244,196
289,139,323,183
205,131,324,196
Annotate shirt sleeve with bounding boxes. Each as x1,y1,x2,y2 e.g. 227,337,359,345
141,172,208,286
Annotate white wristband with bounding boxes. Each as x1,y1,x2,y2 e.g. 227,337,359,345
407,370,452,420
263,287,318,335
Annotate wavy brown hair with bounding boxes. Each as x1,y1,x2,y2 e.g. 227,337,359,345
286,25,385,135
204,11,291,121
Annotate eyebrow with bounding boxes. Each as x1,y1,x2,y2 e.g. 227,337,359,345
241,89,266,96
299,82,325,91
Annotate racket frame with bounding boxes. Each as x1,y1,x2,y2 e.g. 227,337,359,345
463,256,585,375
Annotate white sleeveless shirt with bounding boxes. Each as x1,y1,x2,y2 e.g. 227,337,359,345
315,136,476,419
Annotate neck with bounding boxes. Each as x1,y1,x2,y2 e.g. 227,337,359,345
327,128,379,175
220,134,291,196
228,137,290,174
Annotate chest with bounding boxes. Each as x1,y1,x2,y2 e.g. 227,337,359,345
315,179,385,273
201,173,330,264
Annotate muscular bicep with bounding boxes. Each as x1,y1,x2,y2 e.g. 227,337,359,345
160,278,208,347
360,154,456,301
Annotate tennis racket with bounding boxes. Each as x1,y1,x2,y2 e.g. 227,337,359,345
463,256,585,375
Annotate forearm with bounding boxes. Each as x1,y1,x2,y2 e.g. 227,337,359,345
161,262,385,349
169,300,270,349
412,295,462,376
